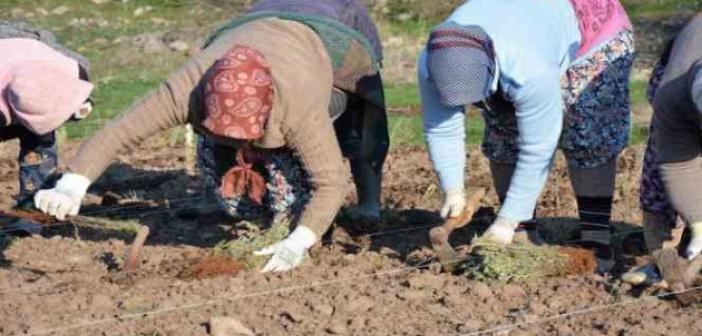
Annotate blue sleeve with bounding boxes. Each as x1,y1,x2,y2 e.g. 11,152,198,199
418,49,467,193
499,70,563,222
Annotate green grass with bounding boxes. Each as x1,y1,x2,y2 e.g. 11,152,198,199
388,113,486,148
385,83,420,108
621,0,702,17
384,19,434,38
64,73,165,138
389,114,650,148
0,0,231,139
388,115,423,148
630,79,649,107
385,79,651,147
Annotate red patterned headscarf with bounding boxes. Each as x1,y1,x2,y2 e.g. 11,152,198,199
203,45,274,204
202,45,273,140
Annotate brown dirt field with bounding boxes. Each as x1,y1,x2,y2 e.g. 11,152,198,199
0,140,701,336
189,256,246,280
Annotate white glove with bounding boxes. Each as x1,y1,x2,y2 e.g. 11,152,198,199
34,173,91,221
254,226,317,273
482,216,519,245
440,189,465,219
685,222,702,260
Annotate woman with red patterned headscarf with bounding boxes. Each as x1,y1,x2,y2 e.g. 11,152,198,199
34,0,388,273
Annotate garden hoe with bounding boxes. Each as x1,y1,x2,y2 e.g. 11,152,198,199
653,248,702,305
429,187,487,273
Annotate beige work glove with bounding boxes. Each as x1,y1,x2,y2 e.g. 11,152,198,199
441,188,465,219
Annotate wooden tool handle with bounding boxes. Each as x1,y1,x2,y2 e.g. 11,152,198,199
443,187,487,231
123,225,150,274
685,255,702,285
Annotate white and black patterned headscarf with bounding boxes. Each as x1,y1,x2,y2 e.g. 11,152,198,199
427,22,496,107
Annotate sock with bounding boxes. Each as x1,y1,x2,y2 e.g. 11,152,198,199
686,222,702,260
577,196,613,259
577,196,613,232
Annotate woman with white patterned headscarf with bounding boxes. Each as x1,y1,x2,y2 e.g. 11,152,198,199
418,0,634,273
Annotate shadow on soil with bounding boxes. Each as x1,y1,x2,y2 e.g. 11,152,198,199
2,162,652,283
29,163,236,250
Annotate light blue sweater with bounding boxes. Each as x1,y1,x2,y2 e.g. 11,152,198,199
419,0,581,222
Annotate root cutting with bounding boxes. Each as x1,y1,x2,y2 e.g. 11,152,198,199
464,239,597,281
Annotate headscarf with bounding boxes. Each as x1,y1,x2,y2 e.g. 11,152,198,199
426,22,496,107
203,45,274,203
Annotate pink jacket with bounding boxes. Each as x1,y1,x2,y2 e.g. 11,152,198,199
0,38,93,135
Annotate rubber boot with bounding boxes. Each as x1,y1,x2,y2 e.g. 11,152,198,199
513,219,545,246
570,160,617,274
334,82,389,230
348,158,382,222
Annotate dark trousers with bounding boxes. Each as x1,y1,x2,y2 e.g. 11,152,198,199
331,73,389,208
0,126,58,207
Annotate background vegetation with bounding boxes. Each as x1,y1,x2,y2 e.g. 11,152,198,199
1,0,700,147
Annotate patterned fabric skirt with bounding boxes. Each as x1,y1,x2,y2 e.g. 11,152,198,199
482,29,635,169
197,136,312,220
640,59,680,228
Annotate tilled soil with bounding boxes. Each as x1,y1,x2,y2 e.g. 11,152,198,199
0,140,701,336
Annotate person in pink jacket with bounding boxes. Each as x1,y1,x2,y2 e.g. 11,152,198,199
0,37,93,212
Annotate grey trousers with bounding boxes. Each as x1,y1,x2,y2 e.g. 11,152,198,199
489,159,617,203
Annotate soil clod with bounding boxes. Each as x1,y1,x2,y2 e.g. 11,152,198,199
209,316,255,336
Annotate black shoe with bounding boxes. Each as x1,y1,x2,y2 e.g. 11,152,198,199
513,219,544,245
